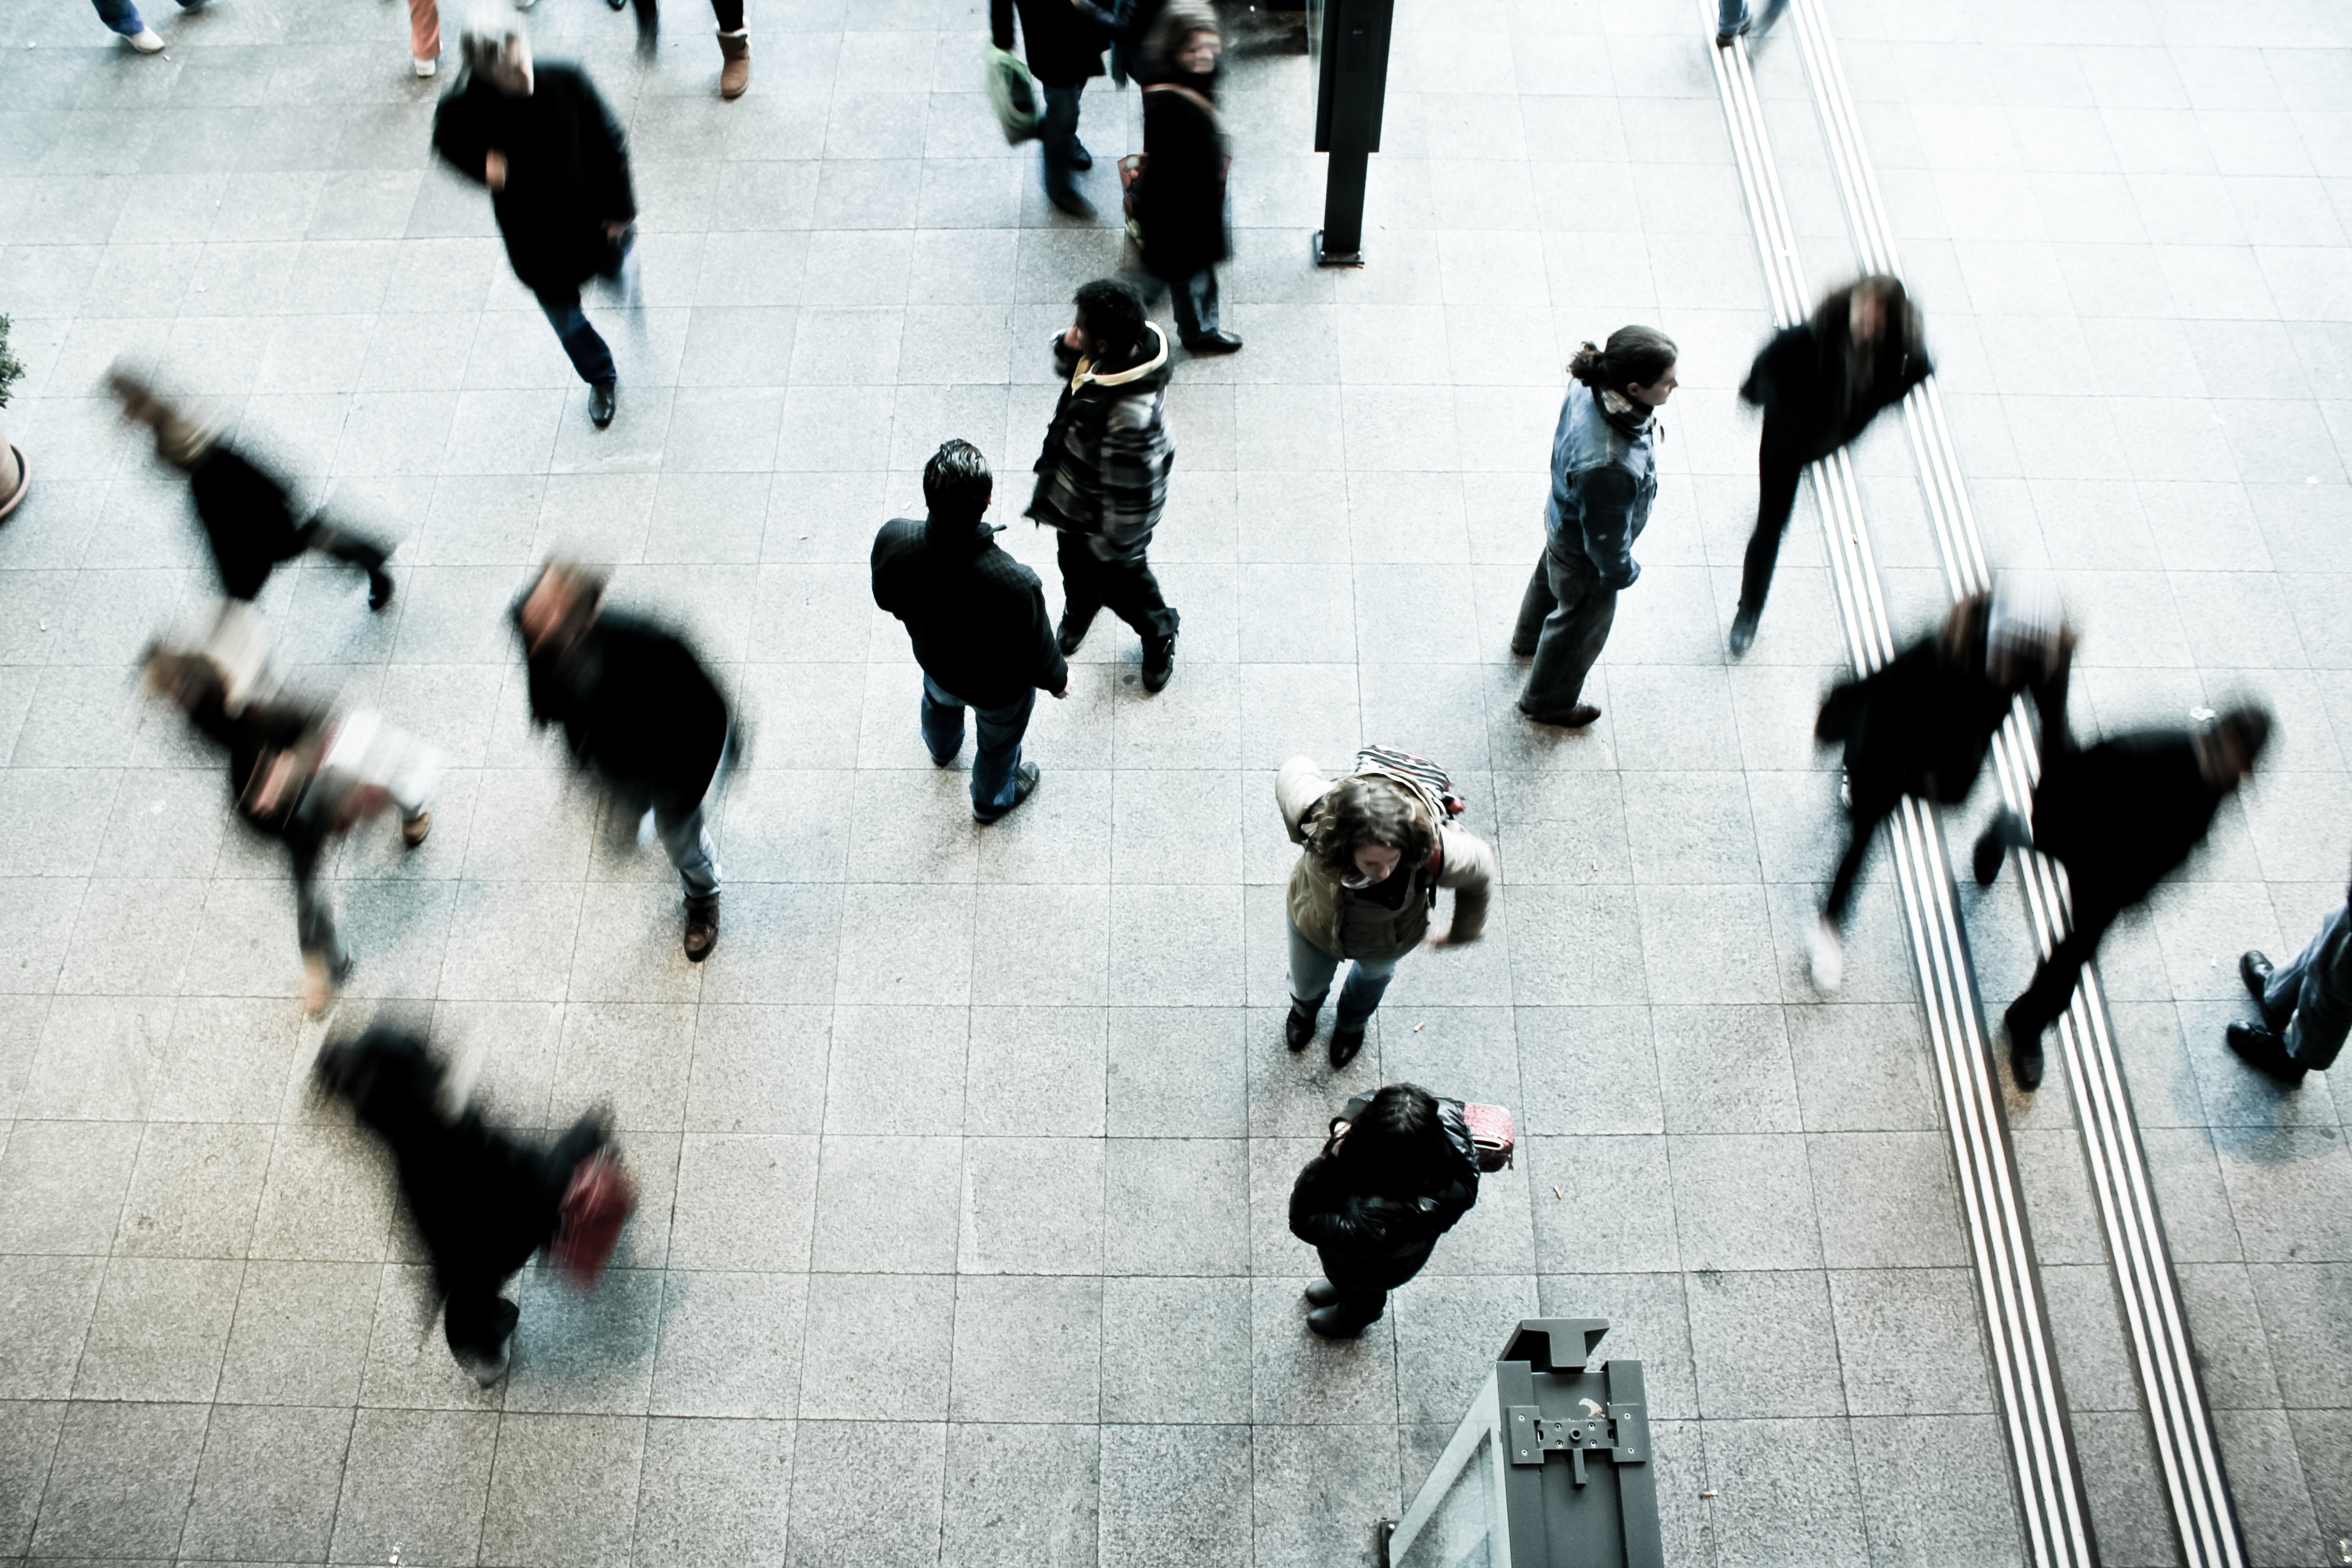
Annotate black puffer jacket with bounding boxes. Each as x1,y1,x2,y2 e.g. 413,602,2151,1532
2030,730,2225,912
515,606,730,806
431,64,635,295
1134,74,1229,282
186,444,312,602
990,0,1109,86
1289,1099,1480,1287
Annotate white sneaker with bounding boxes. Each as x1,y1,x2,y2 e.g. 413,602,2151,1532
128,27,165,51
1808,917,1844,993
414,54,438,76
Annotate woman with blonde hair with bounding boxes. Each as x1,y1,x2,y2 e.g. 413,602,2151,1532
1275,754,1495,1068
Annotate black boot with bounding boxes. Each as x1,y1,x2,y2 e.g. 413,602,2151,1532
1307,1305,1367,1339
1304,1278,1340,1307
1142,633,1176,693
2004,1000,2047,1091
1058,610,1095,657
1284,1005,1315,1052
2239,951,2290,1027
2225,1023,2306,1084
1328,1025,1364,1070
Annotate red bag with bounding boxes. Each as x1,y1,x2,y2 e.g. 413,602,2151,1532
1462,1102,1516,1172
550,1149,637,1287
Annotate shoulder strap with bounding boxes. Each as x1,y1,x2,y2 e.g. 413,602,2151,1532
1142,82,1221,122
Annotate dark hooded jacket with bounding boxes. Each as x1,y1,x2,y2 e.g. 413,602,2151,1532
872,514,1068,709
1134,72,1229,281
1740,289,1933,466
2029,729,2227,913
431,63,635,295
1289,1099,1481,1289
514,605,729,806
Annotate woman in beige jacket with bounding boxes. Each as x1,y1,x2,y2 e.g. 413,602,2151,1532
1278,756,1497,1068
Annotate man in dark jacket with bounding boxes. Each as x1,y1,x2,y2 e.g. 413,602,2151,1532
1976,706,2271,1090
992,0,1113,215
431,15,637,429
314,1028,616,1386
1029,279,1182,693
1731,275,1931,656
111,370,397,611
1808,585,2071,993
2230,871,2352,1085
513,560,732,960
874,441,1069,823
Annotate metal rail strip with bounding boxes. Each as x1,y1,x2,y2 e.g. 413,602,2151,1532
1704,15,2098,1567
1782,0,2249,1560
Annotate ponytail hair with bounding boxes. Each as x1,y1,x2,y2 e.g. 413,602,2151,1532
1568,325,1678,393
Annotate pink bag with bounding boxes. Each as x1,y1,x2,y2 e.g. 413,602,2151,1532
1462,1102,1516,1172
550,1149,637,1288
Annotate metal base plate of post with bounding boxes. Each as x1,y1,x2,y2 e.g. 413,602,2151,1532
1312,229,1365,268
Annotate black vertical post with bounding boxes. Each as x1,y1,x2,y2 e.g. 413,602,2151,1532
1312,0,1394,267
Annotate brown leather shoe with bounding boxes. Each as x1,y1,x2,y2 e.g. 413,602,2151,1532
717,29,750,99
683,894,720,962
401,810,431,848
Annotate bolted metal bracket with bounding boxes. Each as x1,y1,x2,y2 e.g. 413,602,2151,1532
1506,1402,1651,1486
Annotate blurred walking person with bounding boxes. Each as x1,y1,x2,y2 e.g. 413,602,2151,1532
433,11,638,430
144,647,437,1014
2230,867,2352,1085
1513,328,1678,730
1809,585,2072,993
1976,706,2271,1090
992,0,1113,215
873,441,1069,823
110,371,397,654
511,560,732,961
1276,751,1493,1068
1730,275,1931,656
1029,279,1182,691
1289,1084,1481,1338
314,1028,633,1386
611,0,753,97
1130,3,1240,354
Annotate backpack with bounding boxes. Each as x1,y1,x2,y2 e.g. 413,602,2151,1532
1354,745,1468,823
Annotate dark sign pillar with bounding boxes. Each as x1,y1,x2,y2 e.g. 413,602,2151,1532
1310,0,1395,266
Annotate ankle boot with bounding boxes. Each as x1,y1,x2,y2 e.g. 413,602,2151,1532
717,29,750,99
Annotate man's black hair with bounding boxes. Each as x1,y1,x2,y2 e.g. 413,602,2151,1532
1074,278,1148,360
922,439,994,521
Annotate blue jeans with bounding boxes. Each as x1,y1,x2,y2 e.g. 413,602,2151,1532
2266,902,2352,1071
1171,268,1220,344
93,0,198,34
1040,83,1084,198
1287,917,1405,1032
921,675,1034,813
536,293,617,386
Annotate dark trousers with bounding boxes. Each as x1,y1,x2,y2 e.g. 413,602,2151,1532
1317,1242,1433,1332
1514,548,1614,716
295,518,391,588
1041,82,1084,198
1740,431,1807,617
1171,268,1220,343
1057,530,1179,644
438,1115,605,1367
921,675,1035,812
2011,891,2122,1035
1824,789,1897,926
536,289,618,386
285,827,346,971
625,0,743,37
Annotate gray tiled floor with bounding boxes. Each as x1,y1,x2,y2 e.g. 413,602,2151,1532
0,0,2344,1563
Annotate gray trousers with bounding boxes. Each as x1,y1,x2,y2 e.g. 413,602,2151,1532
2266,902,2351,1071
1513,548,1616,718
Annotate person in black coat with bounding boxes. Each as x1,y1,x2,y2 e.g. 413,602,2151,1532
1808,585,2072,995
872,440,1069,823
1289,1084,1481,1339
1731,275,1932,656
431,14,637,429
992,0,1113,216
512,559,732,960
1133,3,1240,355
314,1027,617,1386
1976,706,2271,1090
145,647,435,1014
110,370,396,612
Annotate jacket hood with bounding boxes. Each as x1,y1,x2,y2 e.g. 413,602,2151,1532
1070,321,1171,396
